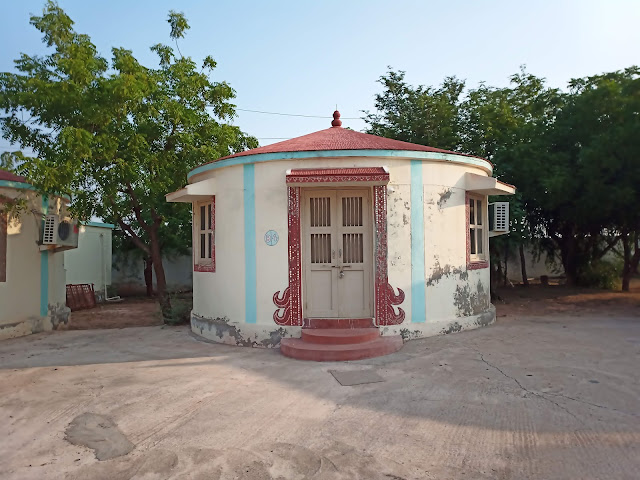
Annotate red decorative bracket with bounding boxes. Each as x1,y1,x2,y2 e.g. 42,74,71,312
273,187,302,326
373,185,405,325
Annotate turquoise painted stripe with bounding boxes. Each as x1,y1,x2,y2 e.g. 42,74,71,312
40,196,49,317
410,160,426,323
188,149,493,180
243,164,257,324
0,179,36,190
84,221,115,229
0,180,72,202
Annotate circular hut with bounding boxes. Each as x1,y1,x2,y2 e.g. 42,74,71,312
167,112,515,360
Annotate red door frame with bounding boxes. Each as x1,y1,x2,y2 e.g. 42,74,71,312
273,168,405,326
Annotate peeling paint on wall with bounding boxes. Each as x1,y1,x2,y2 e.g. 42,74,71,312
426,259,467,287
49,303,70,329
441,321,462,334
453,280,490,317
191,314,288,348
474,309,495,328
399,328,423,341
437,188,452,210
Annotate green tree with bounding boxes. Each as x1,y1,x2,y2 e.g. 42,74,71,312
0,151,20,172
0,2,257,317
364,69,465,151
364,68,556,289
556,68,640,290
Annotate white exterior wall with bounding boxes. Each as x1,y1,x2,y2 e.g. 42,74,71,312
64,225,113,292
0,189,70,340
192,165,246,323
188,155,495,346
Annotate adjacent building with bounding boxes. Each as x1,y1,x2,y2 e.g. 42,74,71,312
0,170,74,340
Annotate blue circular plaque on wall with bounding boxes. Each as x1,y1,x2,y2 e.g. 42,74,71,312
264,230,279,246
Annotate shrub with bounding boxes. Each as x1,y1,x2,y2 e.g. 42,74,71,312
578,259,623,290
166,296,193,325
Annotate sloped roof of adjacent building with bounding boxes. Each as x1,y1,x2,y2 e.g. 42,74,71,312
0,169,29,184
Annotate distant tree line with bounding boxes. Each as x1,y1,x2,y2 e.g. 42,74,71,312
365,67,640,291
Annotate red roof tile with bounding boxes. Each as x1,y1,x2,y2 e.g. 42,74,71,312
206,125,484,166
0,169,28,184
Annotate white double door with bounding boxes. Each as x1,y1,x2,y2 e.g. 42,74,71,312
303,189,372,318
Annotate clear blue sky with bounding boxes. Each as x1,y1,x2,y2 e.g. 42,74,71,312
1,0,639,150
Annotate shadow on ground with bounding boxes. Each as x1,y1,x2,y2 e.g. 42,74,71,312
1,311,639,479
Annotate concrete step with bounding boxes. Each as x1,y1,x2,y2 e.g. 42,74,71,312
280,336,403,362
303,318,374,329
301,328,380,345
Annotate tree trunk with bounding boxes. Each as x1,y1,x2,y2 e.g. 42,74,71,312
622,235,631,292
143,256,153,297
503,243,509,286
519,243,529,286
495,260,503,290
621,232,640,292
149,227,172,320
490,261,501,301
559,229,579,286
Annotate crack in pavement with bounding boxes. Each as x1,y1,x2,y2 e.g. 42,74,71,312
474,349,585,425
469,345,639,420
543,391,639,418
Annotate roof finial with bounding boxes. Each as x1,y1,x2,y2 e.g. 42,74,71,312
331,109,342,127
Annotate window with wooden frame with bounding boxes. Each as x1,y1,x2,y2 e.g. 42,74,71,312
467,193,488,269
194,197,215,272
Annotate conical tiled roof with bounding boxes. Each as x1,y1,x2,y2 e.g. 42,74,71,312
203,111,483,166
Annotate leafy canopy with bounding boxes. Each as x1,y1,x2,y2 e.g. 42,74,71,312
0,1,257,259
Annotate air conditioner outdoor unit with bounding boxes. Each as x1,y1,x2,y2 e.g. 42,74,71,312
42,214,79,250
489,202,510,237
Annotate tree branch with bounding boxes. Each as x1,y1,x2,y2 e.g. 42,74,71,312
125,182,150,231
116,218,150,255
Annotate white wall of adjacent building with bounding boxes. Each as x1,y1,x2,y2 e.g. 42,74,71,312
64,223,114,293
0,188,70,340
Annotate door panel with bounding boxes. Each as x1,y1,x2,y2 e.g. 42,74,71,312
304,190,338,317
303,189,372,319
336,191,371,317
308,270,334,312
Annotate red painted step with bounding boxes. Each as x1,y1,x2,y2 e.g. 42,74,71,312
303,318,374,329
280,335,403,362
301,328,380,345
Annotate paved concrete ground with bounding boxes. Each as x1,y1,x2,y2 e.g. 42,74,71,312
0,315,639,480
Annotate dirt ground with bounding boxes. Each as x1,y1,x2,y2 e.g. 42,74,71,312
64,278,640,330
1,305,639,479
63,298,163,330
495,277,640,318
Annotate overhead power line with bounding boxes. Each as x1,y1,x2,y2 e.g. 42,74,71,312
236,108,361,120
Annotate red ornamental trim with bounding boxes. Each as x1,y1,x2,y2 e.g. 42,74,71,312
374,185,405,326
194,195,216,273
290,175,390,183
273,186,302,326
465,192,488,271
272,178,404,326
286,167,389,184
